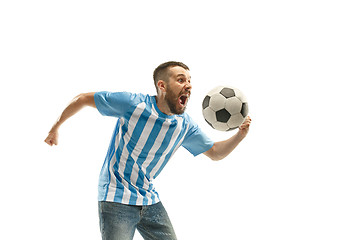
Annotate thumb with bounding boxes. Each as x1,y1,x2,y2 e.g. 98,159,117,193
44,135,58,146
44,138,53,146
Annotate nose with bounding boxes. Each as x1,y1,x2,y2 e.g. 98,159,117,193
185,80,192,92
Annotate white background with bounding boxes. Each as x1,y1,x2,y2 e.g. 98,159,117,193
1,0,359,239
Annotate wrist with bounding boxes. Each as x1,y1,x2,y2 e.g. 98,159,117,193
237,128,247,140
50,122,61,133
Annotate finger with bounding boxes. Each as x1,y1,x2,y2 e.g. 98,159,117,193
243,119,250,124
240,124,250,129
45,138,53,146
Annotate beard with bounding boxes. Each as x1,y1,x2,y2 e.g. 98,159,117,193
165,86,187,115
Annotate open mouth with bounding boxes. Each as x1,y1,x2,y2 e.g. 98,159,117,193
178,94,189,107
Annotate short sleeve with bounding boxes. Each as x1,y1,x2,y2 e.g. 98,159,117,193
182,118,214,157
94,91,135,118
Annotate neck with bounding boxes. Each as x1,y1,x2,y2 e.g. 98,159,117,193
155,96,173,116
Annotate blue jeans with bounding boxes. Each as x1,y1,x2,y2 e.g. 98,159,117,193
98,201,177,240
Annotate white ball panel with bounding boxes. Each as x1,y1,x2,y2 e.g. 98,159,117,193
208,93,226,111
225,97,242,114
202,107,217,124
207,86,224,96
212,122,229,131
234,88,247,102
227,113,245,128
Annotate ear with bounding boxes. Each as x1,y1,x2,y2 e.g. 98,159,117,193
157,80,167,93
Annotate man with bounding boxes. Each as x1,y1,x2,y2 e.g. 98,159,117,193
45,61,251,240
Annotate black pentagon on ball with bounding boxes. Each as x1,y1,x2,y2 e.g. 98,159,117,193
202,95,211,109
216,109,231,123
220,87,235,98
241,102,249,117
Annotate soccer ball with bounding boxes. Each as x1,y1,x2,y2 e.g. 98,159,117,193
202,86,249,131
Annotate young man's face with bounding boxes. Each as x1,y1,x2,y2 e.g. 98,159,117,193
164,66,192,115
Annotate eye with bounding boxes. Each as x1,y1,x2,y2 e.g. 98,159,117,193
178,78,184,83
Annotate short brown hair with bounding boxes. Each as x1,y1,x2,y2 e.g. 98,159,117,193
153,61,190,90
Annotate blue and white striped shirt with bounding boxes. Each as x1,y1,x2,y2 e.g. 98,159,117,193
94,91,214,205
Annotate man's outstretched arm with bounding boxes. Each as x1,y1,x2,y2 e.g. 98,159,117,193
203,116,251,161
44,92,96,146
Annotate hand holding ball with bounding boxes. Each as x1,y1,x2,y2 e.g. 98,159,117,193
202,86,249,131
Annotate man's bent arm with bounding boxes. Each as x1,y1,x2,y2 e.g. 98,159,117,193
203,116,251,161
44,92,96,146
